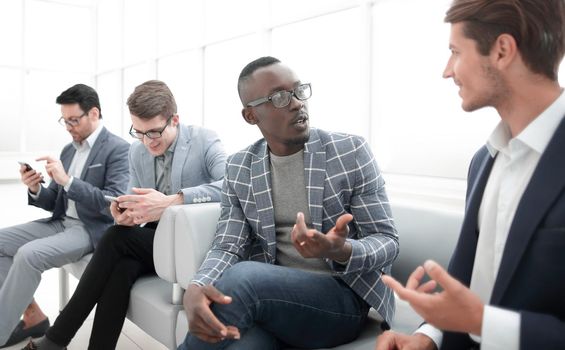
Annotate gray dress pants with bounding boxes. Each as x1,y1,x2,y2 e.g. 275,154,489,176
0,217,92,344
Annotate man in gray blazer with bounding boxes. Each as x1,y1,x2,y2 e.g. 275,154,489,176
180,57,398,349
0,84,130,348
26,80,227,350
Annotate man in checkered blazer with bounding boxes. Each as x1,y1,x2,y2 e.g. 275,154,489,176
179,56,398,350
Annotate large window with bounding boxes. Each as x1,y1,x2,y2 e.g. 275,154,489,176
2,0,564,208
371,0,498,181
0,0,93,180
272,8,365,138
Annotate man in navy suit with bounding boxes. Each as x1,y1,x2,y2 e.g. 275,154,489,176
179,57,398,349
376,0,565,349
25,80,227,350
0,84,130,348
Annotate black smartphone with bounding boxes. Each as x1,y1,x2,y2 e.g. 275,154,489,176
18,161,45,183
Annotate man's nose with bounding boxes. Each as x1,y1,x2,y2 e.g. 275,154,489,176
143,135,156,145
442,62,453,79
289,94,304,110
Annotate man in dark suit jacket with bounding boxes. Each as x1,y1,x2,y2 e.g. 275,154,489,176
26,80,227,350
0,84,130,348
179,57,398,349
376,0,565,349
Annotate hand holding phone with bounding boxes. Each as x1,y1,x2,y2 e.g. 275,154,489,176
105,195,126,213
18,161,45,184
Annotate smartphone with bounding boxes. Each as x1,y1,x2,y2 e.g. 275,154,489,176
18,161,45,183
105,195,126,212
104,195,118,202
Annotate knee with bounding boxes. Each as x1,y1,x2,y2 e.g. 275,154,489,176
97,225,132,248
215,261,266,295
14,244,46,272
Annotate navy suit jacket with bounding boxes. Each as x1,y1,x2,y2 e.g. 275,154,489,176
29,127,130,247
442,117,565,349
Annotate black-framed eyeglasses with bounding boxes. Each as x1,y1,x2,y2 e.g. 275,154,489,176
129,115,173,139
246,83,312,109
58,112,87,127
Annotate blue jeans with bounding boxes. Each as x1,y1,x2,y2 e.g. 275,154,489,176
178,261,370,350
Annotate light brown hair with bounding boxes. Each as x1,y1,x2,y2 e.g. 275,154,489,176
127,80,177,119
445,0,565,81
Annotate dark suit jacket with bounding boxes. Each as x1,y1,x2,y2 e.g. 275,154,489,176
29,127,130,247
442,117,565,349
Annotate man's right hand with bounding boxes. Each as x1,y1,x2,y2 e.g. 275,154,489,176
110,201,135,226
375,331,437,350
20,164,43,194
183,284,240,343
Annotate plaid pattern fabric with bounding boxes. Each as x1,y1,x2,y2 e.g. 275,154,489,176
192,128,399,324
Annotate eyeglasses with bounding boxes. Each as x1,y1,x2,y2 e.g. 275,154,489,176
246,83,312,108
129,115,173,139
58,112,87,127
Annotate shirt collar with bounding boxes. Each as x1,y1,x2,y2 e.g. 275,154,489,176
486,89,565,157
72,122,103,150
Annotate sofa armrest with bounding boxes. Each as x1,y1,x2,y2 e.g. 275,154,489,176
154,205,188,283
154,203,221,286
174,203,221,288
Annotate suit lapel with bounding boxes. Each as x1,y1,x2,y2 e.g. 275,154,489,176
491,117,565,304
303,130,325,232
250,143,276,260
449,149,495,284
61,146,75,172
171,126,191,193
80,127,107,179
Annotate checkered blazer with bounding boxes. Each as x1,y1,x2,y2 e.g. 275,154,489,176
192,128,399,325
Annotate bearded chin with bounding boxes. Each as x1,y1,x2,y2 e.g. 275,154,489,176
291,129,310,146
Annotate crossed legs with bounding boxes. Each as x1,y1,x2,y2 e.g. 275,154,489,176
178,261,369,350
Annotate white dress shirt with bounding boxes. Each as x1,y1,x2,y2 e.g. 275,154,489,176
416,90,565,349
31,123,103,219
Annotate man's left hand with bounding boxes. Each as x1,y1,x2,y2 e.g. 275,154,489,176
381,260,484,335
118,188,182,224
36,156,70,186
291,212,353,261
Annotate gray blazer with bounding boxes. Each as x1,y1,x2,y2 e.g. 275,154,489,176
29,127,130,247
127,124,226,204
192,128,399,326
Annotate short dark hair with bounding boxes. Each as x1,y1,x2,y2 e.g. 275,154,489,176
126,80,177,120
237,56,281,103
445,0,565,81
56,84,102,118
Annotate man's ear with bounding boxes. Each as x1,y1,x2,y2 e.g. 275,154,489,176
88,107,100,119
491,33,518,70
242,107,258,125
171,114,180,126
